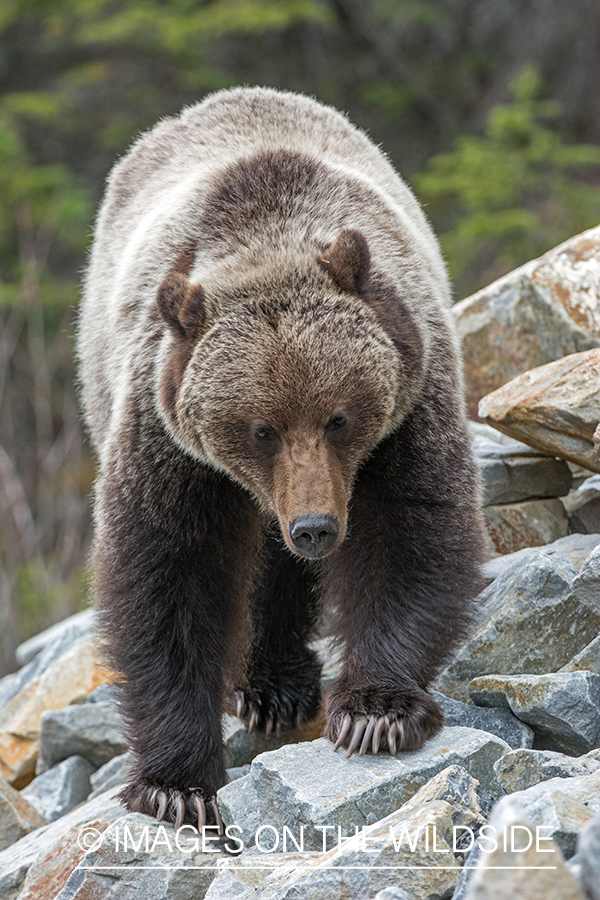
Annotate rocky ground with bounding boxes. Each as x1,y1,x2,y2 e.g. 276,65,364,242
1,227,600,899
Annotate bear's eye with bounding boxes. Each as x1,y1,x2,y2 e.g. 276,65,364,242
326,414,348,432
253,425,278,443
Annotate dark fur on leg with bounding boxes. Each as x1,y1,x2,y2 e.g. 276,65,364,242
234,530,322,734
95,410,262,825
323,365,486,756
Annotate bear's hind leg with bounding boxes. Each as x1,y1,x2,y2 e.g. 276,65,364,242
235,531,322,735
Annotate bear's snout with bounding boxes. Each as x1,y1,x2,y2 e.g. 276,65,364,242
289,513,339,558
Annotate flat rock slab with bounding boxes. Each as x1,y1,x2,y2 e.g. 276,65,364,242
494,748,600,794
468,672,600,755
0,772,45,852
22,755,96,823
454,225,600,421
483,497,568,555
456,795,586,900
38,701,128,772
218,729,509,851
477,454,572,507
479,348,600,473
435,551,600,702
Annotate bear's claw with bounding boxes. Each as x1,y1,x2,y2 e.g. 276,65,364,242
334,713,406,758
233,687,309,736
327,685,444,756
123,780,223,834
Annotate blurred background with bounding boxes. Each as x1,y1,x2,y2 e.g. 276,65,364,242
1,0,600,675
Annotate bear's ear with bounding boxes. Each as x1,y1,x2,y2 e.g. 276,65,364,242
318,229,371,295
157,273,206,341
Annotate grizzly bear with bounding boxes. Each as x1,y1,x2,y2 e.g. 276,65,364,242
78,86,485,831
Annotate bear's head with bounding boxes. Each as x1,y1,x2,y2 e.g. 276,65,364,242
156,230,423,559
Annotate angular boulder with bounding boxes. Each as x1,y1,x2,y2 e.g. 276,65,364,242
0,639,115,787
454,225,600,420
478,348,600,473
21,756,96,823
457,795,586,900
494,748,600,794
435,551,600,702
468,671,600,755
0,773,45,851
217,730,509,851
483,497,568,555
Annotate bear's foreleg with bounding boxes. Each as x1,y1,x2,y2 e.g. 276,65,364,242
234,531,322,735
322,395,485,757
93,420,261,829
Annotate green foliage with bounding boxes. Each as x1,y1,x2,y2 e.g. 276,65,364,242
415,66,600,297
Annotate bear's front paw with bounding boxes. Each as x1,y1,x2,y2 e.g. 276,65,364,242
233,650,322,736
325,684,444,757
121,778,224,833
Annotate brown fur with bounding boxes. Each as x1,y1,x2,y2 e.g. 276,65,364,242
78,87,486,829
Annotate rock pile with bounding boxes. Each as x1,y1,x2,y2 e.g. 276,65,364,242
1,227,600,899
454,224,600,420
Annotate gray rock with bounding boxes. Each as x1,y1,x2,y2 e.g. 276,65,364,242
218,729,509,851
15,609,96,667
436,551,600,702
565,475,600,534
54,813,220,900
38,700,128,772
0,784,124,900
457,794,586,900
85,683,118,704
483,497,569,555
480,532,600,585
373,890,412,900
577,811,600,900
223,715,305,768
495,781,595,859
227,764,252,782
455,225,600,420
468,671,600,755
401,764,487,832
432,691,534,750
88,752,132,800
253,799,460,900
572,541,600,614
0,773,45,852
560,631,600,674
477,454,572,507
21,755,96,823
204,853,320,900
494,748,600,793
0,613,96,710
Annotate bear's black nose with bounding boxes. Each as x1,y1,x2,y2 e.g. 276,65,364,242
289,514,339,558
